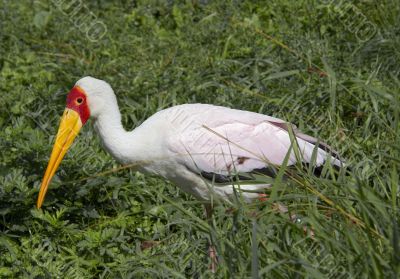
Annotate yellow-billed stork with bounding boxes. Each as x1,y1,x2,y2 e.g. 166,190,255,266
37,76,343,270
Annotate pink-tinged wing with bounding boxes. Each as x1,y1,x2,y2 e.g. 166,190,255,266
166,104,342,176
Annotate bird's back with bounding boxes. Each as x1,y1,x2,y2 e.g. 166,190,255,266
133,103,344,202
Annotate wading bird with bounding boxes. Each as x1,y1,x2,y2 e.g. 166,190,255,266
37,77,343,271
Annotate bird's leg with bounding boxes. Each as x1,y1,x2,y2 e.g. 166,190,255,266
260,193,315,237
204,204,218,273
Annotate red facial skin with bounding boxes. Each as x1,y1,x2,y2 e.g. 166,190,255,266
66,86,90,124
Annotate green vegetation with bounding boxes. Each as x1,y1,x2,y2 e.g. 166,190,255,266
0,0,399,277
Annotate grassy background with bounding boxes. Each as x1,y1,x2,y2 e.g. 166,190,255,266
0,0,399,277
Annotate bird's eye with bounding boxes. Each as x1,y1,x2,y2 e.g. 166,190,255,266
76,97,84,105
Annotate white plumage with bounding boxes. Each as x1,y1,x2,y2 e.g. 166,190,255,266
76,77,342,203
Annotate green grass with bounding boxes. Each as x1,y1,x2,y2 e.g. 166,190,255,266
0,0,399,278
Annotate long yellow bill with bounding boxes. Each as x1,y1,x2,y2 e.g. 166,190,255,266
37,108,82,208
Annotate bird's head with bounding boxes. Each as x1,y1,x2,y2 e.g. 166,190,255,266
36,76,115,208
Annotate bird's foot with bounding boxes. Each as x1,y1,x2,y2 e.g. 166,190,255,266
208,245,218,273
